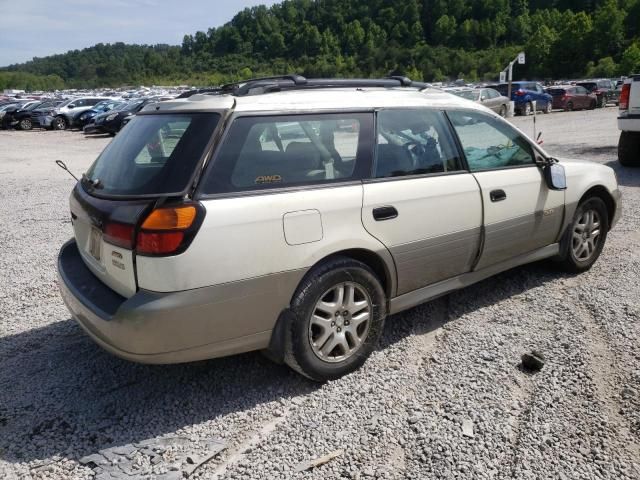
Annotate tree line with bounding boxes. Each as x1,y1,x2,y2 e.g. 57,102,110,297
2,0,640,90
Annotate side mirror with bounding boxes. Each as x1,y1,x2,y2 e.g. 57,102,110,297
68,104,76,109
481,96,487,101
543,162,567,190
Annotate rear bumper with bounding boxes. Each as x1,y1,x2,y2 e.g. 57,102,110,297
618,115,640,132
57,240,299,363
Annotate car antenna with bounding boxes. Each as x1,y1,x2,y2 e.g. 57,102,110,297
55,160,79,181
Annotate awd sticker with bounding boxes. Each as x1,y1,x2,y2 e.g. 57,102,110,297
255,174,282,184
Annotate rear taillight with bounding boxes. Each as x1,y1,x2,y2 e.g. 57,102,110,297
619,84,630,110
104,222,134,249
136,204,202,256
515,89,526,96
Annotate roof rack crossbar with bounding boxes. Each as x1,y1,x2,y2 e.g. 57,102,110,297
208,75,431,97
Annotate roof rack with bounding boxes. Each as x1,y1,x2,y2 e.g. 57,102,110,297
202,75,431,97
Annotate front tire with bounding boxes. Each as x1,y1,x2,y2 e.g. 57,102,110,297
284,257,386,381
555,197,608,273
52,116,67,130
521,102,532,116
544,102,552,114
499,105,507,117
618,131,640,167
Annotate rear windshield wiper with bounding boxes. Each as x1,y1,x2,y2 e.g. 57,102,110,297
81,173,102,189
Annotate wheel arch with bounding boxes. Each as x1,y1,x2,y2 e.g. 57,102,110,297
265,247,396,363
578,185,616,231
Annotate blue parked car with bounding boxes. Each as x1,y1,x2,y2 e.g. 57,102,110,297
73,100,124,129
488,82,553,116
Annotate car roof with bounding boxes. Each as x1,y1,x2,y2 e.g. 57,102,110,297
144,87,482,114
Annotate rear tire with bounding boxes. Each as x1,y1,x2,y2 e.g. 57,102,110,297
597,96,605,108
544,102,552,114
588,100,597,110
522,102,532,116
284,257,386,381
499,105,507,117
618,131,640,167
554,197,608,273
52,116,67,130
565,102,574,112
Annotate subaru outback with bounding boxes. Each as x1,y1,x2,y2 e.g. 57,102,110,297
58,76,621,381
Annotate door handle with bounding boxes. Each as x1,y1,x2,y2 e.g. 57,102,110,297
372,206,398,221
490,189,507,202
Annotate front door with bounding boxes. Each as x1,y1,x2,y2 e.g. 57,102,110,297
448,109,564,270
361,109,482,295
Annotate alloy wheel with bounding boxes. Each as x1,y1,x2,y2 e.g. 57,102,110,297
308,282,372,363
572,209,601,262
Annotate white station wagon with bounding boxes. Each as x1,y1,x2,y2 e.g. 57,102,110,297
58,76,621,381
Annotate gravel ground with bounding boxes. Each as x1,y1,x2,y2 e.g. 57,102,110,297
1,107,639,479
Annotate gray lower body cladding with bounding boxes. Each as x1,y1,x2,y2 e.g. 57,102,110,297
475,209,563,270
391,228,482,295
58,240,305,363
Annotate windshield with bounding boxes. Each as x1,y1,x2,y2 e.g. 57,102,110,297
84,113,220,196
453,90,477,101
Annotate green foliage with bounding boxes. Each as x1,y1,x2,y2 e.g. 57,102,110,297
2,0,640,90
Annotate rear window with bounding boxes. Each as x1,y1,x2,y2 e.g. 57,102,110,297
84,113,220,196
201,113,373,194
453,90,477,101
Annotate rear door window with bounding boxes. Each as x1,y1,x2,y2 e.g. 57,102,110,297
201,113,373,194
84,113,220,196
375,109,462,177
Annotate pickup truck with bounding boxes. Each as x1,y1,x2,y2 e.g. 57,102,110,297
618,75,640,166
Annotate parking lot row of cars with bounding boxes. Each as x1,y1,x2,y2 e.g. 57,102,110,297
0,95,177,135
445,78,622,117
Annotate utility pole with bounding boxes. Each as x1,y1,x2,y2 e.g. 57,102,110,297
503,52,525,99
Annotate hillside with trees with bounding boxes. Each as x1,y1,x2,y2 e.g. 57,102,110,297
2,0,640,90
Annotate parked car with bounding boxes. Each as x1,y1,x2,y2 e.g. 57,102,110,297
451,88,510,117
576,80,616,108
73,100,124,129
84,98,152,135
546,85,597,111
489,82,552,116
38,97,112,130
0,100,40,129
617,74,640,166
57,76,621,381
0,100,29,122
10,100,63,130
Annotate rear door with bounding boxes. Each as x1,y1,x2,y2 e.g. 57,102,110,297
361,109,482,295
448,109,564,270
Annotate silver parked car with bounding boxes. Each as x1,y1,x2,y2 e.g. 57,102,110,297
452,88,511,117
58,76,621,381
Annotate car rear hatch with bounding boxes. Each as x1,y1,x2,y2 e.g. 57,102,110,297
70,110,222,298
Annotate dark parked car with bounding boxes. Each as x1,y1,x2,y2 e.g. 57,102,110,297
451,88,511,117
488,82,553,116
0,100,41,129
576,79,616,108
73,100,124,129
546,85,597,111
11,100,63,130
84,98,151,135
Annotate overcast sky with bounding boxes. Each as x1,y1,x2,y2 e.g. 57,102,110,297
0,0,280,67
